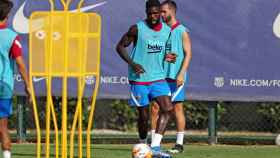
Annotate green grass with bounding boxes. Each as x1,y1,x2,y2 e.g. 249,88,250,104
3,144,280,158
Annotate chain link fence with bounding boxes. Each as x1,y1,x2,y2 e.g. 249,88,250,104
9,97,280,144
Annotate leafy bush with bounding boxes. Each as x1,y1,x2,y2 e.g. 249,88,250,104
108,100,137,131
184,101,226,129
257,102,280,132
108,100,226,131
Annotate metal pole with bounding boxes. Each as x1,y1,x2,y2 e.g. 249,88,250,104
17,96,26,143
208,101,218,145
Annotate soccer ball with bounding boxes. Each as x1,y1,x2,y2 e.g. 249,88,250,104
275,134,280,145
132,143,152,158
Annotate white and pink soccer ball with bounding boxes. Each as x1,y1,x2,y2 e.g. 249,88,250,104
132,143,152,158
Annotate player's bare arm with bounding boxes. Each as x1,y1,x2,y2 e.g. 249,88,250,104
116,25,145,74
177,31,192,86
15,56,32,102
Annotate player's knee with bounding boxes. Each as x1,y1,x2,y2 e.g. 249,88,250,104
174,103,184,114
151,103,160,115
161,103,173,113
0,125,6,135
155,96,174,113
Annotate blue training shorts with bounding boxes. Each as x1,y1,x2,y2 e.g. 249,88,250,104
0,99,13,118
129,80,171,107
168,82,185,102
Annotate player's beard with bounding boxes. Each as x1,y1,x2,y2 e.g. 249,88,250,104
164,15,172,23
151,18,160,25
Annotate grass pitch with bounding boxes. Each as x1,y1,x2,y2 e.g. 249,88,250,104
5,143,280,158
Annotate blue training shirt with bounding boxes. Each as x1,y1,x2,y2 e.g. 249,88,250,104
164,23,190,80
128,21,171,82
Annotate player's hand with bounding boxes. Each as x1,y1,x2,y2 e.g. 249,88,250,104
176,74,185,87
25,86,32,104
165,53,177,63
131,63,145,74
